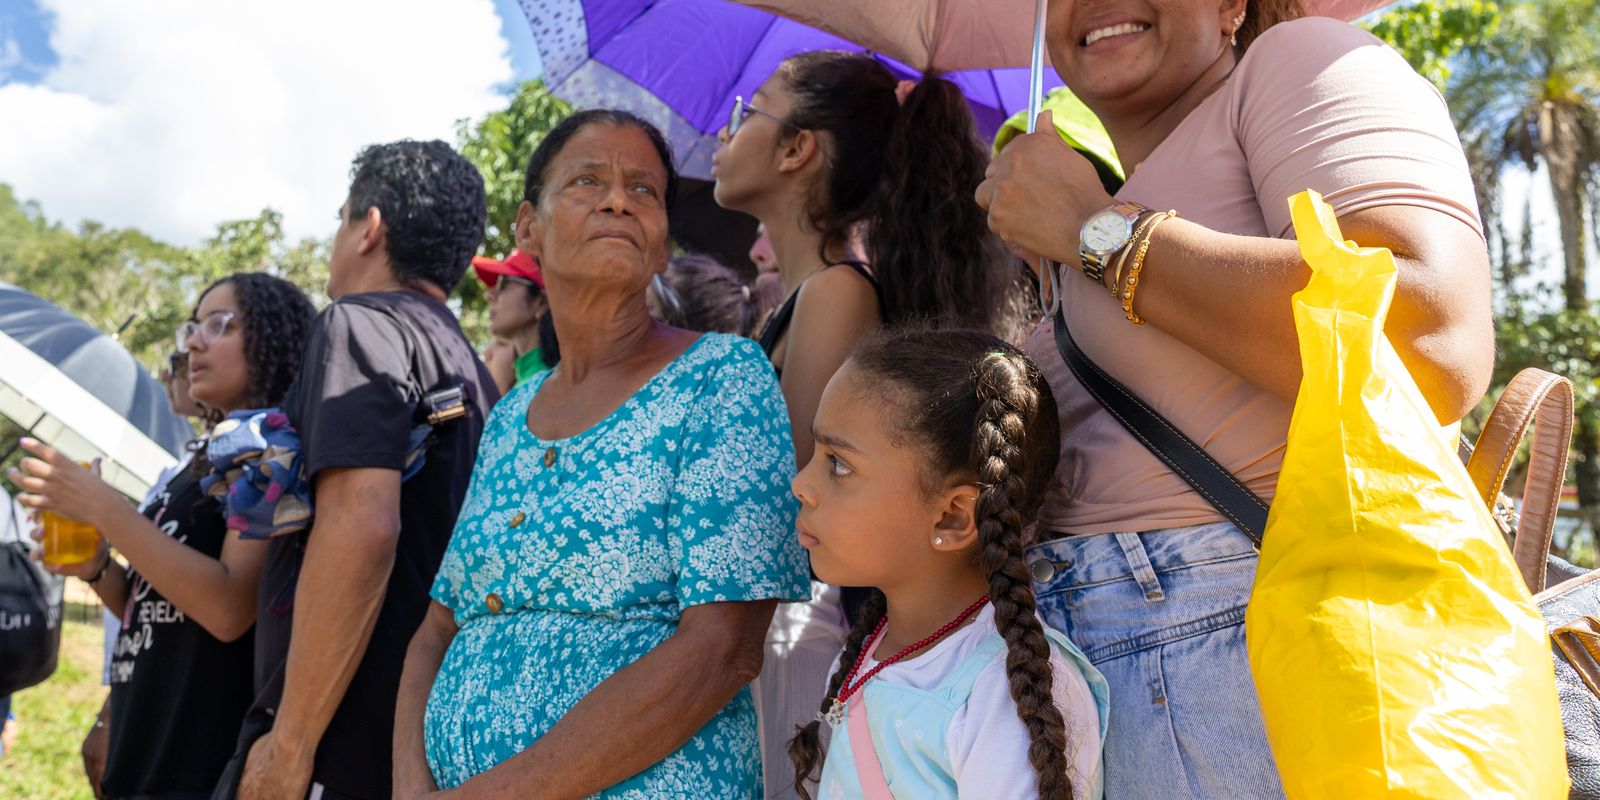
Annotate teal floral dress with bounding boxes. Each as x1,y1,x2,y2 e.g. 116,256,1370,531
425,334,811,797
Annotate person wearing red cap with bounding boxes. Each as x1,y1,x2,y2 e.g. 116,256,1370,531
473,250,549,393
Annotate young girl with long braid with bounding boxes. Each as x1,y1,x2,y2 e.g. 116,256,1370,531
789,329,1108,800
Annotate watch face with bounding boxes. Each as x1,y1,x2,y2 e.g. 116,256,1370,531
1082,209,1131,254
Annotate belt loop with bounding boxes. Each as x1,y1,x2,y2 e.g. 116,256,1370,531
1114,532,1166,602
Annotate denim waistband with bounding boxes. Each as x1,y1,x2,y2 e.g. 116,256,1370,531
1024,520,1258,590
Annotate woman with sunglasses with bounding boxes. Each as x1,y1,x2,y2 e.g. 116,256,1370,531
711,51,1023,799
13,273,315,800
475,251,553,394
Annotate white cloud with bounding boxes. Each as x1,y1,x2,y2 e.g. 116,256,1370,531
0,0,514,245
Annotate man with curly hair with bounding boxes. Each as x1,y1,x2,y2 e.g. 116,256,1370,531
223,140,499,800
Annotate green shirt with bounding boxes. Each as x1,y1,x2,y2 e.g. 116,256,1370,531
513,347,548,388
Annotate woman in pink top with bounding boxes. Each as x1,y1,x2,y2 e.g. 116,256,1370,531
975,1,1492,796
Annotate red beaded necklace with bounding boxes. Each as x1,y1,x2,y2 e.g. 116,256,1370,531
823,594,991,726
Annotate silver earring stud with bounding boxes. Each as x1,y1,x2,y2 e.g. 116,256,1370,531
934,536,944,546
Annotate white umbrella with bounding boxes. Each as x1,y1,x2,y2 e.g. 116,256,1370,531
0,282,190,499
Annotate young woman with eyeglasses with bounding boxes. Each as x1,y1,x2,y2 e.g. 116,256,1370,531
711,51,1026,799
13,272,315,800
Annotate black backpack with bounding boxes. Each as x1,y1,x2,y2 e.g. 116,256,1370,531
0,501,65,696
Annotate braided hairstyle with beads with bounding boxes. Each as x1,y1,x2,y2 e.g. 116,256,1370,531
788,328,1069,799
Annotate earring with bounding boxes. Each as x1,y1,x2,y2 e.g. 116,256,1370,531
1229,27,1237,46
934,536,944,546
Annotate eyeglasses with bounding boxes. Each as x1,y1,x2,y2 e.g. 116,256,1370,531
726,95,792,138
176,310,239,354
497,275,538,292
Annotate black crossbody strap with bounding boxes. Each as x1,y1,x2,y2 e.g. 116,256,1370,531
1053,305,1269,545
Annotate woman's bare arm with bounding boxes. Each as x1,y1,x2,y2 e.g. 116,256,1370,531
778,266,881,467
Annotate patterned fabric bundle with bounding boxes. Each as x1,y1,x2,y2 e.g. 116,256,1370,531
202,409,434,539
201,409,313,539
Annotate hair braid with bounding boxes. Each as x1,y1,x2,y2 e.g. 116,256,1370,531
788,589,886,800
972,352,1073,800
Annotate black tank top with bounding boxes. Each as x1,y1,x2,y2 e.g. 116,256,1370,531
757,261,885,368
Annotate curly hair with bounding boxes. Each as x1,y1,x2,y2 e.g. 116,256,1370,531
192,272,317,423
347,139,487,293
522,109,679,210
788,328,1071,800
775,53,1019,334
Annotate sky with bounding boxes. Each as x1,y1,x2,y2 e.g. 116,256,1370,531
0,0,1581,295
0,0,545,246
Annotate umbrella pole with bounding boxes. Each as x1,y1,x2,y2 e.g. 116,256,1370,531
1025,0,1060,314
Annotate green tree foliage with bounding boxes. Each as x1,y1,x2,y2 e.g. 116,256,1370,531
1439,0,1600,552
1448,0,1600,312
1370,1,1600,557
0,185,328,369
452,80,573,342
1364,0,1501,91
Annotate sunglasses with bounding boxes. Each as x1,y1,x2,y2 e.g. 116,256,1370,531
726,95,793,138
175,310,239,354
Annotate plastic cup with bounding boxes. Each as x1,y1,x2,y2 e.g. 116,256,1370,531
42,512,99,566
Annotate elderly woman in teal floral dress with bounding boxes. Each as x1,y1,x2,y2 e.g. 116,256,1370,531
393,110,810,799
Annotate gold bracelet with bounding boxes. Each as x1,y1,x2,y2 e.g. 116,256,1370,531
1109,210,1165,297
1121,210,1177,325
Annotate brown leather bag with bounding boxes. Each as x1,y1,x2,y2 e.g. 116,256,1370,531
1466,368,1600,797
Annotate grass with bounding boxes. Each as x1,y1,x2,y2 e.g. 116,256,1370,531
0,600,108,800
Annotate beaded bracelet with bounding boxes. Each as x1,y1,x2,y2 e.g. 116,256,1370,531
1108,210,1166,297
1120,210,1178,325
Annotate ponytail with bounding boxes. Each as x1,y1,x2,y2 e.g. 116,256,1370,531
872,77,1015,332
776,54,1023,335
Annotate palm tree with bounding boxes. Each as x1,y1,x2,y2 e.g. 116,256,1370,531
1448,0,1600,311
1446,0,1600,545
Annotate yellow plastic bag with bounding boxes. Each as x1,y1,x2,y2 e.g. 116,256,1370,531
1245,190,1568,798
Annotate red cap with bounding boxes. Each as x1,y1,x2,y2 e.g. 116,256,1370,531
472,250,543,289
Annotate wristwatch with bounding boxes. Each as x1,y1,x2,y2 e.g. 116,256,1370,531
1078,201,1148,285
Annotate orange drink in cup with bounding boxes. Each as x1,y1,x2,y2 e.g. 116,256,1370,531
39,459,101,566
42,512,99,566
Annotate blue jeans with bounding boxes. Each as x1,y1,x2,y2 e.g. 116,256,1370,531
1027,522,1285,799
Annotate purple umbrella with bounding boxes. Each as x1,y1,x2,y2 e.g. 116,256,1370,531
522,0,1064,179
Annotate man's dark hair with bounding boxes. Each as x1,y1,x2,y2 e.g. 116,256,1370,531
347,139,487,293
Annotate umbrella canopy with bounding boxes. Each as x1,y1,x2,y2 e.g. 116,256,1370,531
523,0,1064,179
0,282,190,499
737,0,1398,71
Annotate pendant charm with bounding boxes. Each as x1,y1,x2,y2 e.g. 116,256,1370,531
824,698,846,726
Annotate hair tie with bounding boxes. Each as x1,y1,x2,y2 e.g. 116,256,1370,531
895,79,917,106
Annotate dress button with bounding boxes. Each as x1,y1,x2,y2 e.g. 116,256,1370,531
509,512,526,528
543,448,558,468
1028,558,1057,584
485,593,503,613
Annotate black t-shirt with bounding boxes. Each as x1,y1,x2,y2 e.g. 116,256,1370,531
253,291,496,799
104,467,254,798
